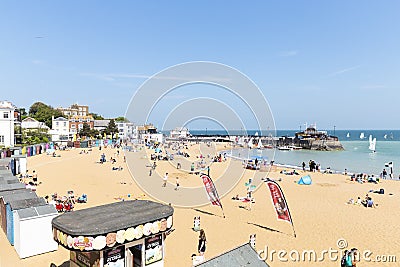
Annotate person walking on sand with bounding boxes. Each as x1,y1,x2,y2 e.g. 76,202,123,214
191,162,195,174
302,162,306,171
198,229,207,256
175,177,180,190
162,173,168,187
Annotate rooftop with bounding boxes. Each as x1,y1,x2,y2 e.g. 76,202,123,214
196,243,270,267
0,100,16,109
52,200,174,236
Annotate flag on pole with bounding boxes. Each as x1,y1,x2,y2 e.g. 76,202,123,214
200,174,223,209
264,178,296,237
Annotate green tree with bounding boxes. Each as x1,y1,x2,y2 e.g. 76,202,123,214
79,122,92,138
22,130,50,145
106,119,118,139
78,122,100,139
29,102,65,128
114,116,129,122
89,113,104,120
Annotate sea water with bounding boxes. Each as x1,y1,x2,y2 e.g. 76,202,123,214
169,129,400,176
227,141,400,176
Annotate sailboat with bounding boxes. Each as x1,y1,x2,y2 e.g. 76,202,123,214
360,132,365,139
369,135,376,152
384,134,387,139
247,138,254,149
346,132,350,138
257,138,263,149
238,136,245,147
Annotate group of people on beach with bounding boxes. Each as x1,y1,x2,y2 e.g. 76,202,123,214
19,170,39,189
341,248,359,267
347,193,376,208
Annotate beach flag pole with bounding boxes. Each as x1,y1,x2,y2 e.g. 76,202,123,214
264,178,297,238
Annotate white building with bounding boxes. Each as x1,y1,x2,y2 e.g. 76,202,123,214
0,101,16,147
50,116,70,141
57,104,89,117
94,120,110,132
117,122,136,140
170,127,190,138
21,117,49,131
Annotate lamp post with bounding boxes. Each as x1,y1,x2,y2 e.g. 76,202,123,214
334,125,336,137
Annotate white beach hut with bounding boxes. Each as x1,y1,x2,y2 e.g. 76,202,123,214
14,205,58,258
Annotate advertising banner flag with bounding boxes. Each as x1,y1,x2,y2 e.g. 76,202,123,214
264,178,296,237
201,174,222,208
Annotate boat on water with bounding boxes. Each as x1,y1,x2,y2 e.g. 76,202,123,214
369,135,377,153
384,134,387,139
247,138,254,149
288,145,302,150
360,132,365,139
277,146,291,151
347,132,350,138
257,138,263,149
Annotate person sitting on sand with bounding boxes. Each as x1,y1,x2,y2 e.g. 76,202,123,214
356,197,362,205
366,197,375,208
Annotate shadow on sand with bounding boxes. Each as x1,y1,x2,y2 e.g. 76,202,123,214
247,222,292,237
193,208,223,218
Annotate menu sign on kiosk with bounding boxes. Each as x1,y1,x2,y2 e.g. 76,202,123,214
70,251,100,267
145,234,163,265
104,245,125,267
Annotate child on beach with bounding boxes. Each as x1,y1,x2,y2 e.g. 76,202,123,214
175,177,180,190
162,173,168,187
198,229,207,256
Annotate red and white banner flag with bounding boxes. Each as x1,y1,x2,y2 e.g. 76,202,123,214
201,174,222,208
265,179,293,224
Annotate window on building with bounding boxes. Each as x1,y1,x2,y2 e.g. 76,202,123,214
79,118,82,122
56,122,59,126
3,112,9,119
71,124,76,128
64,122,67,127
0,135,4,144
78,124,83,129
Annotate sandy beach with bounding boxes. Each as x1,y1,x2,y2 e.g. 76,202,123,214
1,143,399,267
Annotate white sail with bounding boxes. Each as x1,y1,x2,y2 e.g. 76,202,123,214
248,138,253,149
257,138,263,149
360,132,365,139
369,135,376,152
346,132,350,138
238,136,244,146
384,134,387,139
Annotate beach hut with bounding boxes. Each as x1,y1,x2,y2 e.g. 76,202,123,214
6,197,47,245
52,200,174,267
195,243,270,267
298,175,312,185
0,189,38,236
10,155,27,175
0,172,23,185
80,141,88,148
14,204,58,258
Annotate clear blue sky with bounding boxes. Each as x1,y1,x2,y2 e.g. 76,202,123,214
1,1,399,130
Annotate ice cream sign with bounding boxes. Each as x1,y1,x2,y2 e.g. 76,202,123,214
53,215,173,251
